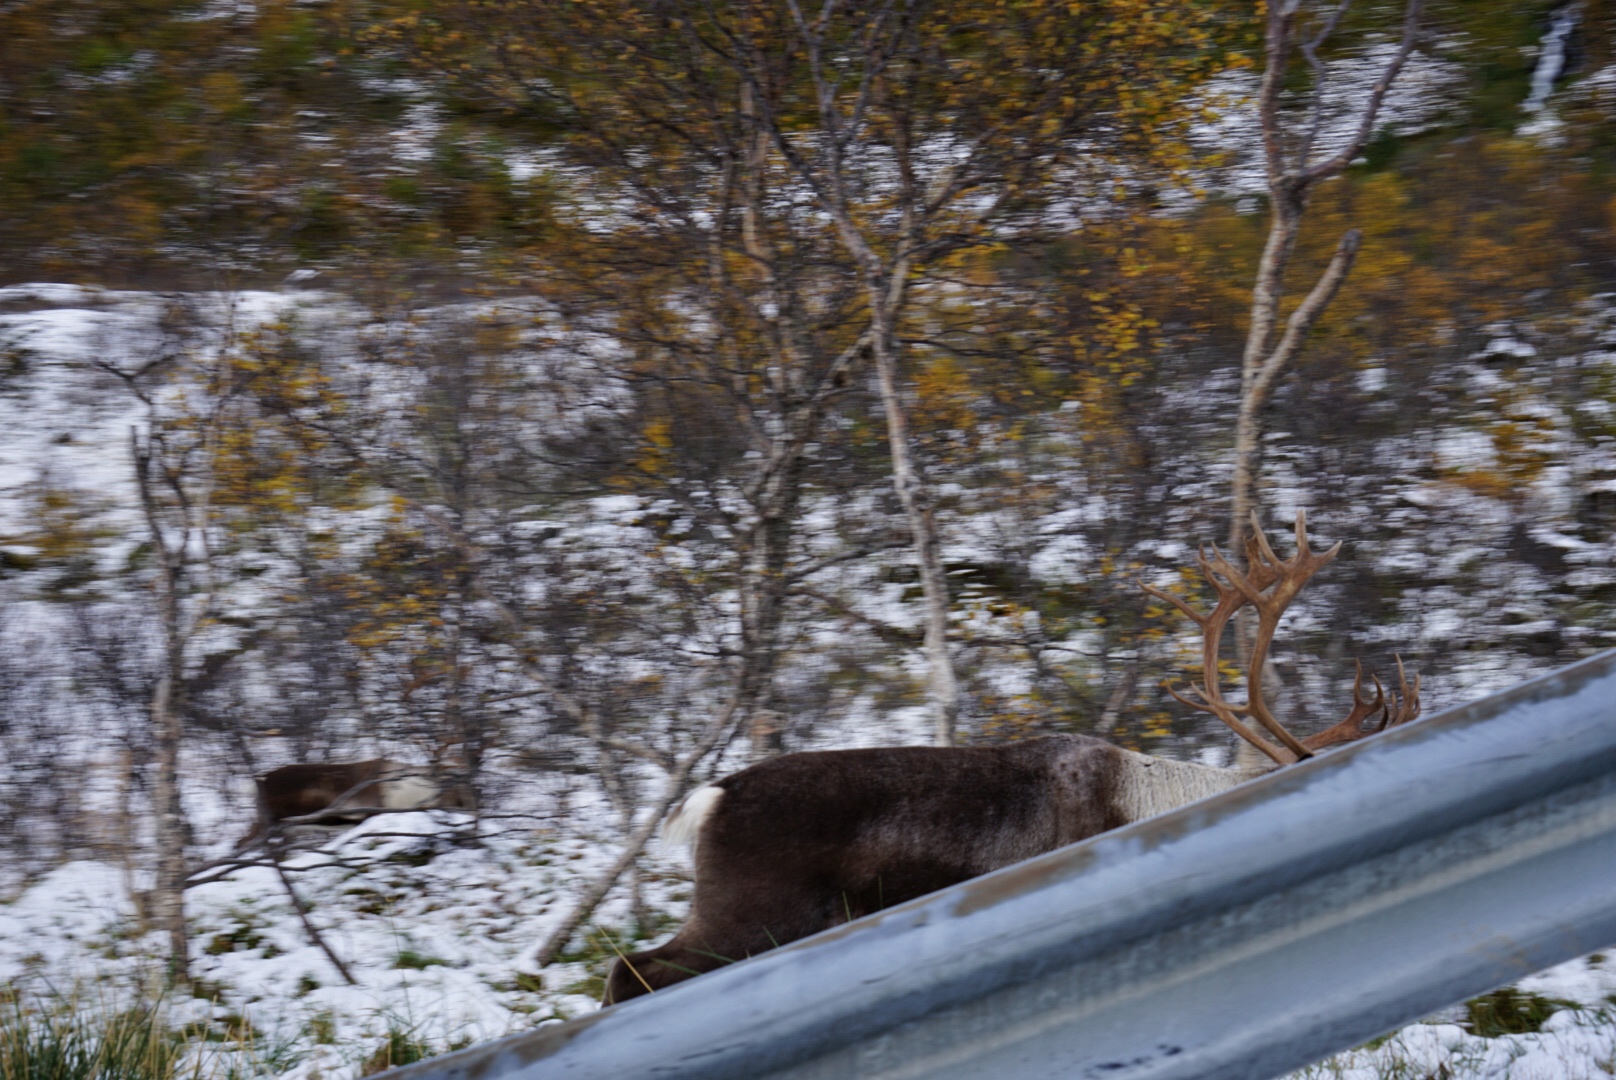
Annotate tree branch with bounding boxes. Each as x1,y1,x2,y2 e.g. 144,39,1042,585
1302,0,1423,184
1251,227,1362,405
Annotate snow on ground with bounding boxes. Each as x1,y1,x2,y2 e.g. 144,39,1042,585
1294,958,1616,1079
2,812,1612,1080
1,808,694,1080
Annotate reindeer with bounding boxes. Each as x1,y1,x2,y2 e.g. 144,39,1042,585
236,759,474,852
603,512,1420,1004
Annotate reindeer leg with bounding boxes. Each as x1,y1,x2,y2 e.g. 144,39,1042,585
604,933,742,1004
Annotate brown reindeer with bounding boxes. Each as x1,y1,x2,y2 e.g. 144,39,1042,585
236,759,474,851
603,512,1420,1004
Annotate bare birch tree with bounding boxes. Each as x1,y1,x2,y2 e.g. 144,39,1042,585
131,430,196,986
1229,0,1423,559
99,309,240,986
1217,0,1423,730
709,0,1224,743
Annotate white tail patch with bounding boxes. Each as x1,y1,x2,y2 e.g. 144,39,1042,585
663,785,724,850
378,772,438,810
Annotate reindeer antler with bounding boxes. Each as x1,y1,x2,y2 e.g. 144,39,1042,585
1301,655,1421,751
1139,524,1287,763
1140,511,1420,765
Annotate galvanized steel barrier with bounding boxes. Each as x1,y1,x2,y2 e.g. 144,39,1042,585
387,649,1616,1080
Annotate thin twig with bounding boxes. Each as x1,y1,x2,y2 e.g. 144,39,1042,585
268,833,359,986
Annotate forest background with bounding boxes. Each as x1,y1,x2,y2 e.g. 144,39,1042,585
3,0,1616,1075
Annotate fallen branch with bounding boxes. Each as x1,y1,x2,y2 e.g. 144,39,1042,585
268,831,359,986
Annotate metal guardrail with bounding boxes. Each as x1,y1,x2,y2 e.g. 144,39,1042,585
387,649,1616,1080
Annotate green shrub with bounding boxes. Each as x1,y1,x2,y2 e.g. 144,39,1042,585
1464,987,1576,1037
390,950,445,972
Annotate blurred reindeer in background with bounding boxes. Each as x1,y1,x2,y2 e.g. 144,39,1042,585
236,758,474,852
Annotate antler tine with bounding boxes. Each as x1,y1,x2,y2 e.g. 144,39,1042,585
1293,508,1317,560
1251,511,1343,607
1252,509,1340,570
1161,680,1290,765
1247,509,1288,572
1300,660,1387,751
1386,654,1422,727
1200,541,1274,611
1138,580,1207,628
1368,673,1389,731
1353,661,1386,726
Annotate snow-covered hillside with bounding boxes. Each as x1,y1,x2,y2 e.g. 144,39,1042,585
3,266,1616,1079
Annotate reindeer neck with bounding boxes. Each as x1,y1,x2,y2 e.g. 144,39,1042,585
1111,747,1277,825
